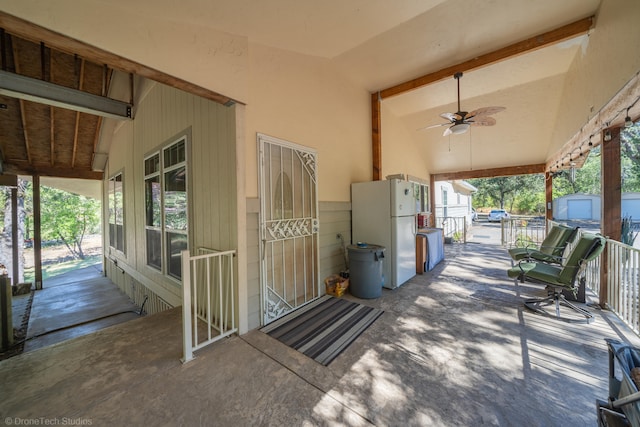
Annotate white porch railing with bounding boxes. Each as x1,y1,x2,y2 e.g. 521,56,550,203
436,216,468,243
604,240,640,335
181,248,237,363
501,216,547,247
510,220,640,336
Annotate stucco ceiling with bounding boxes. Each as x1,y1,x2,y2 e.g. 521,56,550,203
113,0,599,175
0,0,606,180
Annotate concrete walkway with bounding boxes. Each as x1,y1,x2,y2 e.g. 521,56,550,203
23,263,141,352
1,243,638,426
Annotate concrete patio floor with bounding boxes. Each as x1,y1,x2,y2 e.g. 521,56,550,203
1,242,639,426
24,264,141,352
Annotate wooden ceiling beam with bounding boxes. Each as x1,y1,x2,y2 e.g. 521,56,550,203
94,67,112,153
379,16,594,100
49,47,54,166
432,163,546,181
71,58,85,168
3,160,103,180
0,11,238,107
10,34,31,164
49,106,54,166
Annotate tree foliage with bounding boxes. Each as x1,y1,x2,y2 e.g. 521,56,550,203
23,184,101,260
552,147,602,197
553,123,640,195
621,124,640,192
469,123,640,215
0,181,27,280
469,174,544,214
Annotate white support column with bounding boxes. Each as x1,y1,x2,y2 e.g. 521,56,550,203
181,249,193,363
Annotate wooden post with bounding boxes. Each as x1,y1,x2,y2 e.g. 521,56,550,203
545,172,553,225
371,92,382,181
0,274,12,350
599,127,621,308
33,175,43,290
11,187,18,285
429,175,436,228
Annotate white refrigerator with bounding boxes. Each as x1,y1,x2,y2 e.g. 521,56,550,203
351,179,416,289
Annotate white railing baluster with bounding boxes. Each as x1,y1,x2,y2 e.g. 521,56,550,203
587,239,640,336
206,256,211,341
181,248,238,363
218,254,223,333
192,258,198,347
230,253,235,331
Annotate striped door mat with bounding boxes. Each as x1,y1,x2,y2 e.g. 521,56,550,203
261,295,383,366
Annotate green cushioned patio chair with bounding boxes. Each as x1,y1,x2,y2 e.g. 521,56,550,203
508,224,579,265
507,232,606,323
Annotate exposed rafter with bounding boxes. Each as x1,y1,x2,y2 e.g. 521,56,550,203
71,58,86,167
11,37,31,164
47,44,54,165
49,106,54,165
0,11,238,107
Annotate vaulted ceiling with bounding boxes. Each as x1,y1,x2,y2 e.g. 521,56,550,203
0,0,631,183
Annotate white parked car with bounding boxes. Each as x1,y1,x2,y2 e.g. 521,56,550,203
487,209,510,222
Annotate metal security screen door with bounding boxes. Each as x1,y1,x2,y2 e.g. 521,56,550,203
258,134,320,324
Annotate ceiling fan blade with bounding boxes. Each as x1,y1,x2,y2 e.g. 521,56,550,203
469,116,497,126
440,112,460,122
443,127,453,136
417,122,450,131
467,106,505,119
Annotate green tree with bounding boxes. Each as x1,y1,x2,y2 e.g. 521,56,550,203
622,124,640,192
0,189,6,231
552,146,602,196
469,174,544,214
0,180,27,281
28,185,101,260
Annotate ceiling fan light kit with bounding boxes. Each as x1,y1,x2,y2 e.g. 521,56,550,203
450,123,470,134
419,72,505,136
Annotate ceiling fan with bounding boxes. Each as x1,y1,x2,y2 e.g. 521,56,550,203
419,72,505,136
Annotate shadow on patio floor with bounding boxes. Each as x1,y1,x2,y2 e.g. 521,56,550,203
1,243,638,426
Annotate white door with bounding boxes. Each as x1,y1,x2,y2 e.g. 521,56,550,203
258,134,320,324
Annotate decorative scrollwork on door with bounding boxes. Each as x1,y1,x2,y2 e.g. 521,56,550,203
266,218,312,241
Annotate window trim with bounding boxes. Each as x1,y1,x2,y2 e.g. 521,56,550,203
409,180,430,214
108,171,125,254
143,134,190,281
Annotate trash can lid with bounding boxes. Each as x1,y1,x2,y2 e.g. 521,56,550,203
348,243,386,252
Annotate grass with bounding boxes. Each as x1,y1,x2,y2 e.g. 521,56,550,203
23,255,102,283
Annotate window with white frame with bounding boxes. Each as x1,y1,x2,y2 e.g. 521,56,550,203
108,172,125,253
144,137,188,279
412,181,430,213
442,189,448,218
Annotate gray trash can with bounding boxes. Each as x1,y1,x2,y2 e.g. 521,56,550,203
347,243,385,299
